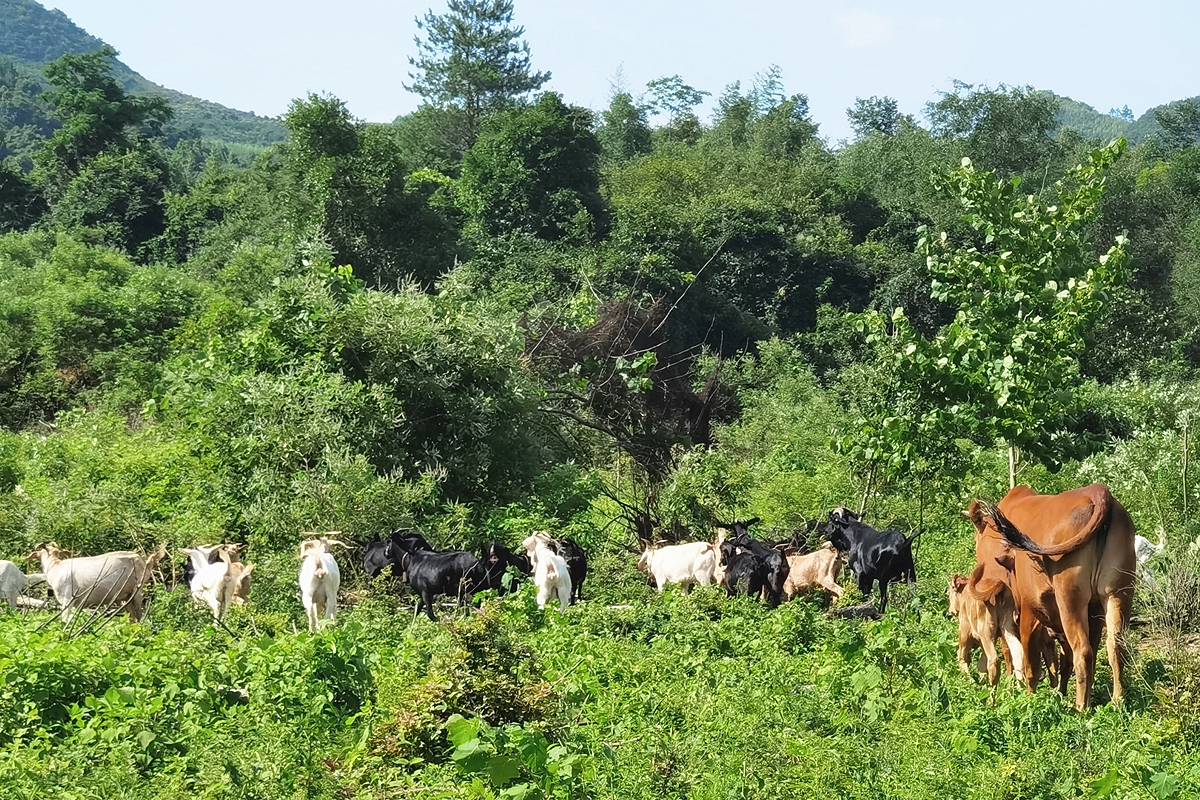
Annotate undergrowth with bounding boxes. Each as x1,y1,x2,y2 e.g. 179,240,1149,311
1,581,1197,800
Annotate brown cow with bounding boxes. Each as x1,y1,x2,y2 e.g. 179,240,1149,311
968,484,1135,710
781,543,845,602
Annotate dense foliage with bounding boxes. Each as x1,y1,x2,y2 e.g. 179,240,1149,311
5,2,1200,797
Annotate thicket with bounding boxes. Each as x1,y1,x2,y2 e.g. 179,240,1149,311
4,8,1200,798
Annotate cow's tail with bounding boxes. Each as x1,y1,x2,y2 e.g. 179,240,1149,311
966,562,1005,603
982,487,1112,556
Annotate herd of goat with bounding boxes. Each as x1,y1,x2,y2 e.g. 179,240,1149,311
0,488,1169,710
0,509,922,628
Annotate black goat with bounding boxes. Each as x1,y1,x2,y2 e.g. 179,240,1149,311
720,535,766,599
549,538,587,604
399,547,481,621
718,519,789,607
363,530,433,579
467,541,532,595
820,507,918,614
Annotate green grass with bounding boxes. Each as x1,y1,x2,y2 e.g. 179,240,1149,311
1,576,1196,800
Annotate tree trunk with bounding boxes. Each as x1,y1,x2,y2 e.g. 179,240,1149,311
1008,444,1017,491
1184,416,1190,519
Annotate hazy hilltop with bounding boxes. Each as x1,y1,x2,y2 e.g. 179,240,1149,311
0,0,285,145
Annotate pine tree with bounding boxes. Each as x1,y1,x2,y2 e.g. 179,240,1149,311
406,0,550,150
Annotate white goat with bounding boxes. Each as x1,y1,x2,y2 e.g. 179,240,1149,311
189,543,254,606
182,547,253,623
521,533,571,613
636,541,717,592
29,543,164,622
0,560,44,611
1134,530,1166,590
298,534,346,632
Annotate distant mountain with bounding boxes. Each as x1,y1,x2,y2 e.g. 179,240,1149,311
1053,95,1134,142
0,0,285,145
1053,92,1200,147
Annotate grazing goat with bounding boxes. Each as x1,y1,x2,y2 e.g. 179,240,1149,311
182,547,254,622
522,533,572,613
820,507,918,614
299,534,347,632
467,541,531,595
637,541,718,592
718,519,789,607
1134,531,1165,590
781,542,845,602
184,544,252,604
364,530,434,579
720,535,766,600
0,560,44,611
526,532,587,603
29,543,164,622
395,538,480,621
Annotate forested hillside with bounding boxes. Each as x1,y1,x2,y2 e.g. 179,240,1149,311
0,0,285,146
4,1,1200,798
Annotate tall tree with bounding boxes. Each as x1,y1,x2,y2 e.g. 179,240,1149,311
847,96,904,139
457,92,605,242
406,0,550,152
925,82,1061,176
283,93,458,288
598,90,652,162
845,140,1130,489
33,46,171,201
1154,99,1200,154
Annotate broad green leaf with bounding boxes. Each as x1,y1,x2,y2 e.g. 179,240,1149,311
488,754,521,787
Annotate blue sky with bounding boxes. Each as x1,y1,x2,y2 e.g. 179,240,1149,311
43,0,1200,143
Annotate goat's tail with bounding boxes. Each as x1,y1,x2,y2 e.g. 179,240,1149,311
313,558,327,580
